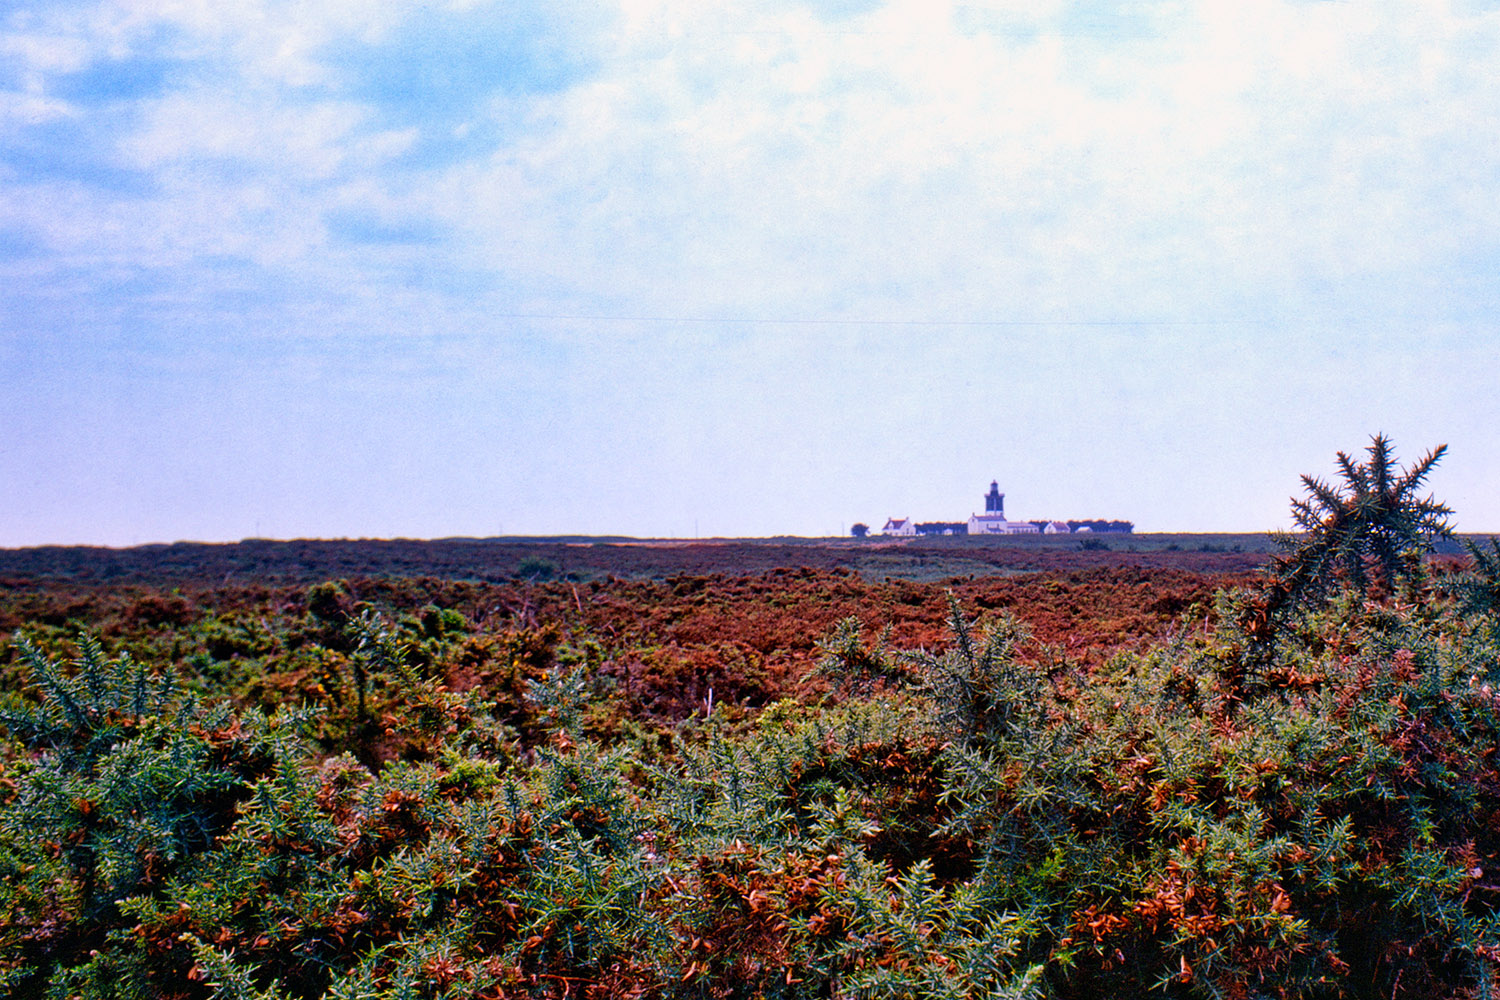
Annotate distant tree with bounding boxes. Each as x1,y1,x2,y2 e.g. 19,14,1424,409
850,523,870,539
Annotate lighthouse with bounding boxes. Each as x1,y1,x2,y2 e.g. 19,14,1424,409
984,481,1004,518
968,479,1038,535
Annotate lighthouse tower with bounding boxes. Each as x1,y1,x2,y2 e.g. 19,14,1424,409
984,481,1004,518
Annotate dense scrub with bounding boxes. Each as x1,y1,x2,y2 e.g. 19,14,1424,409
0,566,1231,747
2,439,1498,998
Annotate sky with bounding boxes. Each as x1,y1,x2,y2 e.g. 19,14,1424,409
3,0,1500,546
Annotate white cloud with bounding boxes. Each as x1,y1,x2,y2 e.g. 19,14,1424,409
453,2,1472,327
0,89,74,125
9,0,1500,334
1,24,92,73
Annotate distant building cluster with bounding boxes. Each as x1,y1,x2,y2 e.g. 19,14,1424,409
860,480,1133,538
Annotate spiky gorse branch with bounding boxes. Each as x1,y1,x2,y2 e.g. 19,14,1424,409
1,635,179,772
1454,536,1500,620
1271,435,1452,612
814,617,902,696
901,594,1048,749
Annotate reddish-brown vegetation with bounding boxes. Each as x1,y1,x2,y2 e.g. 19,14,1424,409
1,560,1247,736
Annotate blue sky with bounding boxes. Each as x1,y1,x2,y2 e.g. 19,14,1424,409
3,0,1499,545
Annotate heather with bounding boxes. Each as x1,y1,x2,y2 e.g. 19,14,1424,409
3,438,1499,999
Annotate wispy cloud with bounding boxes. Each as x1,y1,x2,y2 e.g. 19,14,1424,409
6,0,1500,329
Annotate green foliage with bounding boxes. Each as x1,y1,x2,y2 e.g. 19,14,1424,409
0,634,300,996
10,438,1500,998
1,634,178,772
1272,434,1452,610
516,557,560,583
305,581,352,624
525,638,616,739
814,617,901,696
1454,536,1500,620
912,595,1048,747
8,586,1500,998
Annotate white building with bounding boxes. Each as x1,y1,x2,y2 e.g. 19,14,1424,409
882,516,916,536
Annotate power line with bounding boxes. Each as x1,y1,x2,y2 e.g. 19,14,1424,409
487,313,1270,328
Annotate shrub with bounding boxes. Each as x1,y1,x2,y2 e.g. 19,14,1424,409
0,635,298,996
1271,434,1452,613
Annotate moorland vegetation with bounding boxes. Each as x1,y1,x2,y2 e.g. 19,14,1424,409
2,436,1500,999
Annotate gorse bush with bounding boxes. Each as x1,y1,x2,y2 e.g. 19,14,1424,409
4,436,1500,998
1454,536,1500,622
1269,434,1452,616
0,637,301,997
